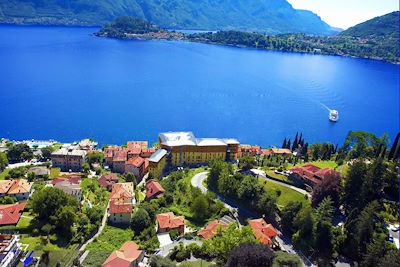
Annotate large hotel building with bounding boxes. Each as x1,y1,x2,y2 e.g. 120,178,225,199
158,132,240,166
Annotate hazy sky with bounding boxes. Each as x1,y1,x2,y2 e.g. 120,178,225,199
287,0,399,29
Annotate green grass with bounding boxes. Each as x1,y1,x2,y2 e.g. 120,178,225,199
16,212,34,230
0,169,10,180
180,261,214,267
287,160,338,170
264,170,288,182
49,168,60,179
137,191,145,202
258,178,310,210
86,225,134,252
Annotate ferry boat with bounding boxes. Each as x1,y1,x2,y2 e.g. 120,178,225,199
329,110,339,122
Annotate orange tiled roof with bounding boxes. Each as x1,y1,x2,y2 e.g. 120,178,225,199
125,157,144,168
113,150,127,162
52,176,81,186
271,148,292,155
145,180,165,200
98,173,119,188
0,203,26,226
127,141,148,151
0,181,13,194
248,218,278,246
109,200,133,214
7,179,33,195
110,183,133,202
102,241,142,267
156,212,185,230
198,220,228,240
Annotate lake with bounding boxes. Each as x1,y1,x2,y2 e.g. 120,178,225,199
0,25,399,147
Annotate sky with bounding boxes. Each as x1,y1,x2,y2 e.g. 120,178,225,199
287,0,399,29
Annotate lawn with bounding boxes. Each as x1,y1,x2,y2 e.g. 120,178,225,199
49,168,61,179
86,225,134,252
0,168,10,180
136,191,145,202
264,170,288,182
16,212,34,231
287,160,339,170
258,178,310,210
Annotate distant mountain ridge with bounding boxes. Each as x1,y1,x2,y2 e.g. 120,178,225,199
340,11,399,39
0,0,336,35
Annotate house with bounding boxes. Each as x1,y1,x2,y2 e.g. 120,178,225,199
102,241,144,267
98,173,119,191
54,181,82,202
78,139,97,151
109,200,133,225
0,203,26,227
271,148,292,156
0,180,33,201
125,157,145,180
28,167,49,178
240,145,261,157
156,212,185,234
148,149,167,179
198,219,229,240
104,147,123,167
248,218,278,247
109,183,135,225
159,132,240,166
51,175,81,186
0,234,23,267
112,150,128,174
145,180,165,200
51,147,86,172
290,164,339,187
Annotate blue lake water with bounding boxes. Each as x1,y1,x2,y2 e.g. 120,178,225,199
0,25,399,147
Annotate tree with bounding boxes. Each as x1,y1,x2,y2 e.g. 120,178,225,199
280,201,303,235
56,206,78,236
292,206,314,252
0,196,17,204
239,156,256,171
149,256,176,267
191,194,209,222
131,208,151,234
361,237,396,267
236,176,262,201
343,160,368,212
87,151,104,165
377,250,400,267
41,146,54,160
272,251,302,267
256,192,277,220
292,132,298,151
7,143,33,163
312,171,341,208
282,138,287,149
388,132,399,160
0,152,8,171
225,243,274,267
314,198,335,261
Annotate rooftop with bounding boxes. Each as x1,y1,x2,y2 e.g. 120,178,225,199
146,180,165,199
159,132,239,147
156,212,185,230
52,147,86,157
148,149,167,163
248,218,278,246
102,241,142,267
0,203,26,226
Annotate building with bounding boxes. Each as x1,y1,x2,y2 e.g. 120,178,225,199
158,132,240,166
0,180,33,201
98,173,119,191
198,219,229,240
102,241,144,267
145,180,165,200
290,164,339,187
112,150,128,174
248,218,278,247
156,212,185,234
148,149,167,179
53,181,82,202
109,183,135,225
78,139,97,151
125,157,145,180
28,167,50,178
51,175,81,186
51,147,86,172
0,234,22,267
240,145,261,157
0,203,26,226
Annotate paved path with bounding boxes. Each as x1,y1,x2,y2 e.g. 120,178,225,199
79,201,109,253
250,169,312,198
6,161,44,169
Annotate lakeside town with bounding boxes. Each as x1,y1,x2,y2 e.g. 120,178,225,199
0,131,399,267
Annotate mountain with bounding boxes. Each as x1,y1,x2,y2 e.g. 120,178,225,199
0,0,336,35
340,11,399,39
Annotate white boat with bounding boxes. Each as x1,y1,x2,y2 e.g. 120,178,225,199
329,110,339,122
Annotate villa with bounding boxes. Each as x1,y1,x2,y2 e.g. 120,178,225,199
156,212,185,234
98,173,119,191
0,203,26,227
198,219,229,240
145,180,165,200
109,183,135,225
158,132,240,166
290,164,339,187
102,241,144,267
248,218,279,247
0,179,33,201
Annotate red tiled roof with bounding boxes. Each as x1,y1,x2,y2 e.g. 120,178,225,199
261,149,273,156
98,174,119,188
102,241,142,267
109,200,132,214
127,141,148,151
156,212,185,230
125,157,144,168
140,148,156,158
198,220,228,240
0,181,13,194
291,164,339,186
271,148,292,155
0,203,26,226
113,150,127,162
145,180,165,200
128,148,142,156
248,218,278,246
109,183,134,202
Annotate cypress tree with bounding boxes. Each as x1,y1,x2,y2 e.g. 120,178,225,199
375,143,383,158
282,138,287,149
380,147,387,159
388,132,400,160
292,132,299,151
334,144,338,154
287,139,291,150
393,145,400,160
299,133,303,145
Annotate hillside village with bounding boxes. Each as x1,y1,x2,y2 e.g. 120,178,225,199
0,130,398,267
